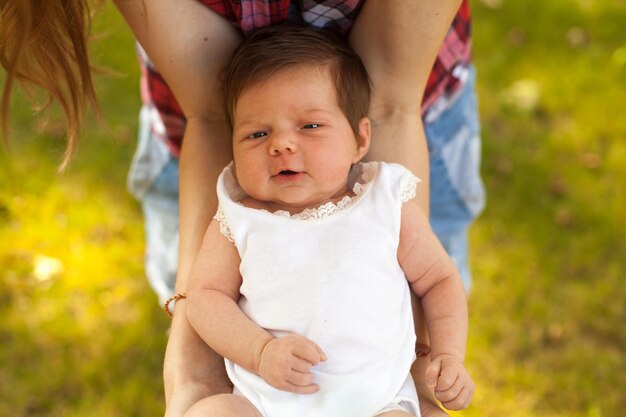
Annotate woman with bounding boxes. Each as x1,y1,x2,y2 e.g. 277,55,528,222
0,1,482,416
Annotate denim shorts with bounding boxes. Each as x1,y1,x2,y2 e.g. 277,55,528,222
127,106,179,304
128,69,484,301
425,67,485,291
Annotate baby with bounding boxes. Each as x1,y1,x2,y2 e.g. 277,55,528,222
185,26,474,417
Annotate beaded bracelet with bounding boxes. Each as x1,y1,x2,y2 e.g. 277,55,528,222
415,342,431,358
163,293,187,318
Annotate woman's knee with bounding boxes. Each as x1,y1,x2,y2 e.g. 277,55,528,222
185,393,261,417
376,410,415,417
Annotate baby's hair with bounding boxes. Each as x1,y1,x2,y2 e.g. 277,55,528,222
223,25,371,144
0,0,100,170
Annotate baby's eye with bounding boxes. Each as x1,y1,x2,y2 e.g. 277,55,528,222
247,131,268,139
302,123,320,129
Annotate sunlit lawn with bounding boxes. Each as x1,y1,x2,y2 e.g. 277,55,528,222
0,5,167,415
1,1,624,416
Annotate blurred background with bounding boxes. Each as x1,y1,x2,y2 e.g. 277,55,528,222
0,0,624,416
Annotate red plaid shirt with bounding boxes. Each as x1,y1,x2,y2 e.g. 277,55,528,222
139,0,472,156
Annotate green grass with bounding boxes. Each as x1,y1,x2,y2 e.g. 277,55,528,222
1,1,625,416
463,1,626,416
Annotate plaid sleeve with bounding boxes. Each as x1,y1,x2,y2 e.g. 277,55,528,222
422,0,472,112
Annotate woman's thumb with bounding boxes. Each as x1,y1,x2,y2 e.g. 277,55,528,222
425,359,441,390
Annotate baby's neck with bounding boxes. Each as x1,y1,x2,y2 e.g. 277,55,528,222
239,187,355,215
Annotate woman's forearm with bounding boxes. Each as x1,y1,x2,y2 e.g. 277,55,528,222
349,0,463,216
163,302,231,412
367,113,430,214
163,119,234,413
176,118,232,292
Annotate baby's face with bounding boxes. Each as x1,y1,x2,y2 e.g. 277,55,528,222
232,65,369,212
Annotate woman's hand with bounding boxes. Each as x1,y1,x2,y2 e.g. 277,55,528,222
163,301,232,417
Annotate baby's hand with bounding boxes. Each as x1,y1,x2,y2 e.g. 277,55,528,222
258,334,326,394
425,354,474,410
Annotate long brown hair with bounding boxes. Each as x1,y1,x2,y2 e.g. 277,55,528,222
0,0,99,170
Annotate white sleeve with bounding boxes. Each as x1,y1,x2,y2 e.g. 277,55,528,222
213,204,236,246
399,169,421,203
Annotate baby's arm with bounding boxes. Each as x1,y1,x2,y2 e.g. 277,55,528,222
398,200,474,410
186,220,326,394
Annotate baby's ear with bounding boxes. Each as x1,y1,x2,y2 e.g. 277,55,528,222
353,117,371,162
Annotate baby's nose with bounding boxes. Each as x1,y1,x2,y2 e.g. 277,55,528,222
269,131,297,155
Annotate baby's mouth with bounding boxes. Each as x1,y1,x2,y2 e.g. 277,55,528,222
279,170,298,176
272,170,304,181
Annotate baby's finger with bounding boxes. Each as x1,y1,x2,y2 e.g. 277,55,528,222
286,369,315,387
441,384,475,411
434,377,463,404
291,358,313,373
279,380,320,395
306,338,327,362
293,338,326,364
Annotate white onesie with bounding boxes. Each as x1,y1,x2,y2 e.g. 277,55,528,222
215,161,421,417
